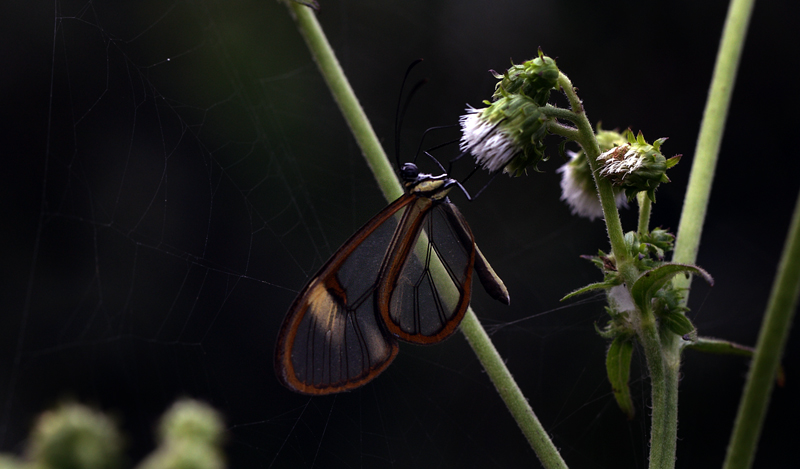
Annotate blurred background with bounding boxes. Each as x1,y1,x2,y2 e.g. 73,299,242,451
1,0,798,466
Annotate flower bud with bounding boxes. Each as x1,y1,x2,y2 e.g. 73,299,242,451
139,400,226,469
491,51,560,106
460,96,548,175
596,130,680,202
28,403,122,469
557,129,628,220
158,399,224,446
460,50,559,176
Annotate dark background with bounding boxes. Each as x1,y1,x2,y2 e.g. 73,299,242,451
2,0,798,467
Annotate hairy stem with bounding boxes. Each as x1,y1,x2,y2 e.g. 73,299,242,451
723,188,800,469
672,0,755,280
284,2,565,466
556,72,680,467
659,0,754,467
284,1,402,201
460,309,568,469
636,315,677,469
556,73,629,267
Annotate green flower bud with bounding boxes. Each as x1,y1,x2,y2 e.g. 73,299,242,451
0,455,24,469
28,403,122,469
491,50,560,106
158,400,224,447
136,441,224,469
596,129,681,202
137,400,226,469
595,128,628,151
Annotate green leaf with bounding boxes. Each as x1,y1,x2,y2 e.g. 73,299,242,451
665,154,681,169
561,281,614,301
557,139,569,160
685,337,786,386
661,310,695,336
606,336,635,420
630,263,714,313
684,337,754,357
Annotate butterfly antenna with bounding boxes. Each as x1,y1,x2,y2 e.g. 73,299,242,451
395,59,426,169
471,170,502,199
460,165,481,184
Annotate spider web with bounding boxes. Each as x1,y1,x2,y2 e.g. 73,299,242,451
2,0,799,467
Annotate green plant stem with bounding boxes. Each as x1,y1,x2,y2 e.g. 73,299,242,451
672,0,755,280
556,74,629,269
636,314,677,469
637,192,652,235
284,1,402,202
557,73,678,467
650,1,755,467
460,308,568,469
648,2,755,466
723,189,800,469
284,3,566,467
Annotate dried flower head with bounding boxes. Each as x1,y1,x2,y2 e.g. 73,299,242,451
596,129,680,202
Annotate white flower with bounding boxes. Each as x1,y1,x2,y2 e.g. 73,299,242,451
459,107,518,173
558,150,627,221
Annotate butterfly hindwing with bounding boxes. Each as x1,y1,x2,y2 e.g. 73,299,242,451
274,196,417,394
378,198,475,344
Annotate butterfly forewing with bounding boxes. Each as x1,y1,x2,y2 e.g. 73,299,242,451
275,196,416,394
275,169,502,394
378,199,475,343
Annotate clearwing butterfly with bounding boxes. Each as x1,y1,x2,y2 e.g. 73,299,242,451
274,161,509,395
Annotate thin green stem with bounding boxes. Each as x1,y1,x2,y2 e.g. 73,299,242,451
460,309,568,469
540,104,580,123
285,1,402,202
556,73,629,267
546,121,580,142
637,192,652,235
285,3,565,466
672,0,755,285
723,188,800,469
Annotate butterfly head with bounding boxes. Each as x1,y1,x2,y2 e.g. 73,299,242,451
400,163,420,183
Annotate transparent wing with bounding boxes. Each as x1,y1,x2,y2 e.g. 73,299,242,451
274,196,417,395
378,199,475,344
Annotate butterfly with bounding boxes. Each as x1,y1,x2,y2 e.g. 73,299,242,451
274,161,509,395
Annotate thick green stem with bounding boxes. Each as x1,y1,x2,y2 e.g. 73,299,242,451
672,0,755,281
723,189,800,469
654,2,755,467
285,3,565,466
637,316,678,469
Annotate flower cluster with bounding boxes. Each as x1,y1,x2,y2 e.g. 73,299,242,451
459,51,559,176
557,129,628,220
